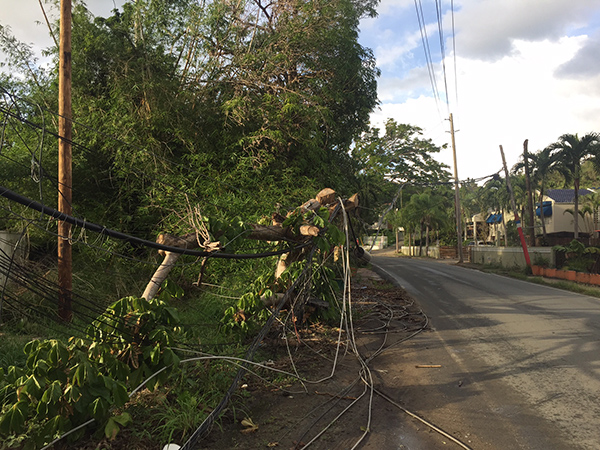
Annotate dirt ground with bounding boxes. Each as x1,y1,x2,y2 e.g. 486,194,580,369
196,268,464,450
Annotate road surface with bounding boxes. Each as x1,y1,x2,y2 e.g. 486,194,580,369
371,252,600,450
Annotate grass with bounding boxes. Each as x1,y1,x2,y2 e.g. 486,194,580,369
465,262,600,298
0,252,261,447
0,247,349,448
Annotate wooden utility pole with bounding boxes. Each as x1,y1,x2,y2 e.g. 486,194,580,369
58,0,72,321
500,145,531,267
449,113,463,263
522,139,536,247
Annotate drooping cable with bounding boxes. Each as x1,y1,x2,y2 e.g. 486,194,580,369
413,0,442,119
179,246,317,449
0,185,310,260
435,0,450,114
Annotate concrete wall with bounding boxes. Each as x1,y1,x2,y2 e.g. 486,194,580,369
400,246,440,259
364,235,388,250
397,245,554,270
469,246,554,269
543,201,594,235
0,231,28,286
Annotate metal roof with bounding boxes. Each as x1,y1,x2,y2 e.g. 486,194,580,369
545,189,592,203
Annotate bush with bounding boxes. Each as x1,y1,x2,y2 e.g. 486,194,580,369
0,296,181,448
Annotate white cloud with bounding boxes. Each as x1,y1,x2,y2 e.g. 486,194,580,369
374,0,414,16
555,32,600,79
372,36,600,180
373,28,422,71
453,0,600,60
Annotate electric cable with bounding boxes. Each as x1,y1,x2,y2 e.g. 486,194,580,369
179,246,317,450
374,388,473,450
0,185,310,259
450,0,459,109
435,0,451,114
414,0,441,120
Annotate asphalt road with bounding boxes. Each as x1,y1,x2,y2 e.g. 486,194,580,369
371,252,600,450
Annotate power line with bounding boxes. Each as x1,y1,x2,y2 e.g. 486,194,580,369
0,185,311,260
413,0,442,119
434,0,450,114
450,0,459,109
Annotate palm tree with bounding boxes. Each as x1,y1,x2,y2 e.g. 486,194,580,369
546,133,600,239
581,192,600,239
401,192,448,256
513,147,557,243
480,176,510,246
563,205,594,235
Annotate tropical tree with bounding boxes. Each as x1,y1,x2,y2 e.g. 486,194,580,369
546,133,600,239
480,176,510,246
582,192,600,239
352,120,452,225
400,191,448,256
527,148,556,243
353,120,451,184
0,0,381,235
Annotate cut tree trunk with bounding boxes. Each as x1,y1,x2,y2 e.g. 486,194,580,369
142,188,357,300
142,233,202,300
142,251,181,300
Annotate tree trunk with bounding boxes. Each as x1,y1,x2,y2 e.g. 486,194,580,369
574,178,580,239
142,233,201,300
142,251,181,300
539,189,548,244
523,139,536,247
419,221,424,256
142,189,355,300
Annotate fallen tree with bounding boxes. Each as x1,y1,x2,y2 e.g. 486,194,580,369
142,188,358,300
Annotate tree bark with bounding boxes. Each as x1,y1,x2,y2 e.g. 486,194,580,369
574,178,580,240
523,139,536,247
142,251,181,300
142,189,355,300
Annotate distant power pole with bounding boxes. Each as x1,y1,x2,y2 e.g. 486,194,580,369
58,0,72,322
500,145,531,267
522,139,536,247
449,113,463,263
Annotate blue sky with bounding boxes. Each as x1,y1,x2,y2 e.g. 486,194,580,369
359,0,600,180
2,0,600,181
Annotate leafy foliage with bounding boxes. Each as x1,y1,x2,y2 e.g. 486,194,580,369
0,296,181,448
553,239,600,272
353,120,451,184
222,206,345,335
545,133,600,238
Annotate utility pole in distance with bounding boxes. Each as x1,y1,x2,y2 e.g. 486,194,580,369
522,139,536,247
449,113,463,263
500,145,531,267
58,0,72,322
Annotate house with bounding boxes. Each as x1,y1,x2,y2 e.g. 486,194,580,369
536,189,594,241
470,211,515,245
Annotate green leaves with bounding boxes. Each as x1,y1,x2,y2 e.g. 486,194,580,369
40,381,62,404
353,119,451,185
0,401,28,435
104,412,132,440
0,294,183,445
